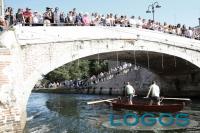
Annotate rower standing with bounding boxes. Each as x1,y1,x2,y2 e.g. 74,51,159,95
146,81,160,105
125,82,135,105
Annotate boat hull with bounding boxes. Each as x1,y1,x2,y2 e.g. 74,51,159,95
111,100,184,113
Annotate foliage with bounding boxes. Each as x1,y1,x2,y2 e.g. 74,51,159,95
44,60,108,82
89,60,108,75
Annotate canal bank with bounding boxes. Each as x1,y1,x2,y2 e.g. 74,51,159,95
33,87,200,98
33,88,79,94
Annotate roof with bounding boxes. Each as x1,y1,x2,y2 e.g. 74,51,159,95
194,25,200,29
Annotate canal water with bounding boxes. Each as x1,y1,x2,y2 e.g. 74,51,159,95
24,93,200,133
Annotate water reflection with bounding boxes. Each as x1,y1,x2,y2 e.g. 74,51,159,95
46,96,79,117
24,93,200,133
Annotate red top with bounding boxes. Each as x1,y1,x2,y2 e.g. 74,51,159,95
23,11,32,17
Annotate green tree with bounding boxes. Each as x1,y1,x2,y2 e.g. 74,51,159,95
44,60,104,82
89,60,108,75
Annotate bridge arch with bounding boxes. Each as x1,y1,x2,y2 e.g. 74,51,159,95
23,38,200,98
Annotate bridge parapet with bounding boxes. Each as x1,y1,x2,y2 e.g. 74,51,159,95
10,26,200,51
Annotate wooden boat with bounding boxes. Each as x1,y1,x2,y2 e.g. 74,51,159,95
110,99,185,113
87,97,190,113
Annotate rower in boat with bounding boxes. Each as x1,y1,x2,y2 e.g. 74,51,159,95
146,81,160,105
125,82,135,105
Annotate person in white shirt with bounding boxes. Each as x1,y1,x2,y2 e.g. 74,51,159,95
129,16,137,28
105,14,111,26
32,11,39,24
146,81,160,105
125,82,135,105
187,27,193,38
110,13,115,26
136,16,143,28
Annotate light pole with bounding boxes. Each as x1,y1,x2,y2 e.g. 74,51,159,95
0,0,4,16
198,18,200,26
146,2,161,21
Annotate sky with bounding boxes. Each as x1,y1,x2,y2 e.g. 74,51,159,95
4,0,200,27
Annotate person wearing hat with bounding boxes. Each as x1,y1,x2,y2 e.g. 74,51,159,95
125,82,135,105
23,8,32,25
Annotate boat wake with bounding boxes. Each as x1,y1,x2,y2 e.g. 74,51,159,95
27,112,42,121
28,124,51,133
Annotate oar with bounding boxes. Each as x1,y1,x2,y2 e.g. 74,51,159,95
161,97,191,101
143,97,191,101
87,98,118,105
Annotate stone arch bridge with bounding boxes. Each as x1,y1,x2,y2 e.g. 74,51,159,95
0,26,200,132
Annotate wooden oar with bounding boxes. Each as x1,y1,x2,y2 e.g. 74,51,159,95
87,98,118,105
143,97,191,101
161,97,191,101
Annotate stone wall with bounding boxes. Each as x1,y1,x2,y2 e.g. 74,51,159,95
81,61,200,97
0,48,25,132
82,67,161,95
82,67,200,97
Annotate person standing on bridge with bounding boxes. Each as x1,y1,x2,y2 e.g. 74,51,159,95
53,7,60,25
146,81,160,105
43,7,53,26
125,82,135,105
23,8,32,26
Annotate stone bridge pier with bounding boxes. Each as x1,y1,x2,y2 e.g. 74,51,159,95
0,48,27,132
0,30,31,132
0,26,200,132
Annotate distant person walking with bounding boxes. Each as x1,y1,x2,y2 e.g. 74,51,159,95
125,82,135,105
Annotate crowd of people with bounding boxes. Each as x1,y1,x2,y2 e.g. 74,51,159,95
34,81,61,89
61,79,85,88
34,62,133,89
35,62,133,89
0,6,200,40
34,79,85,89
85,62,133,86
